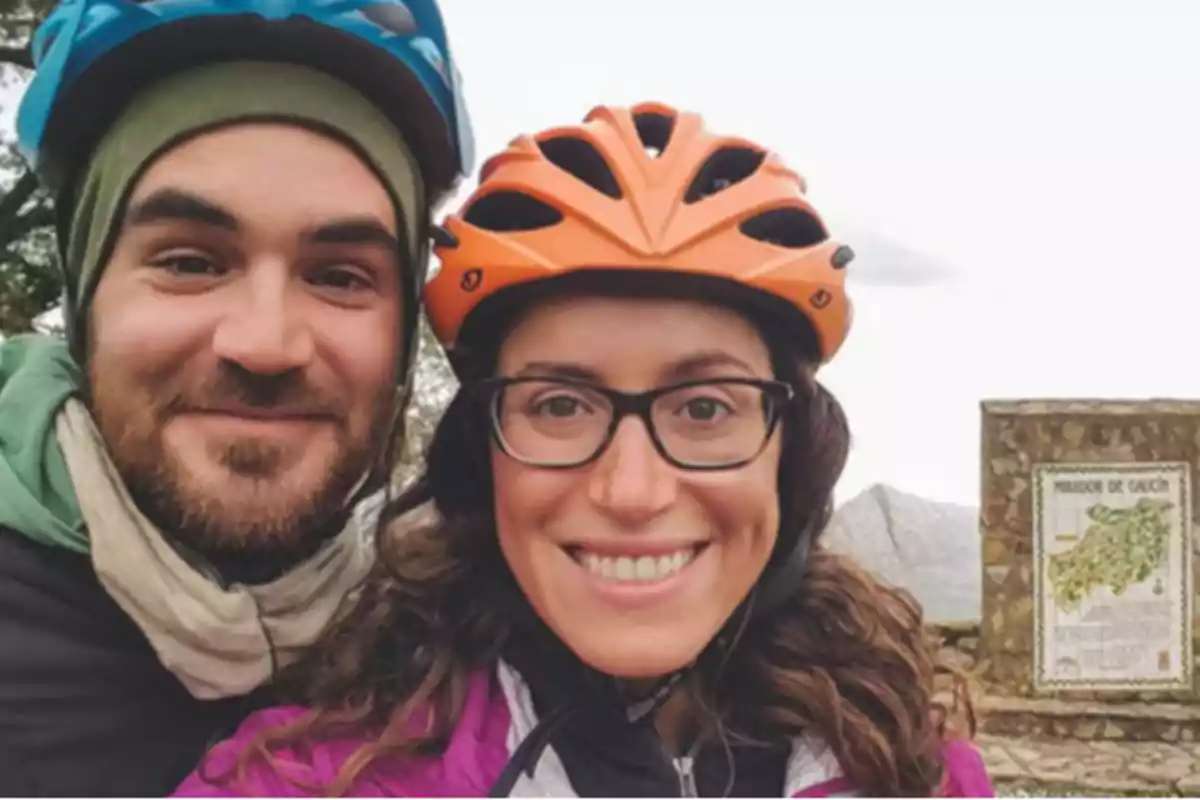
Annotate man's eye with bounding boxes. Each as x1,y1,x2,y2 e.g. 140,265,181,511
311,267,373,292
151,254,221,276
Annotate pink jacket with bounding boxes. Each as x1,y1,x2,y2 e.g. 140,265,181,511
176,662,995,797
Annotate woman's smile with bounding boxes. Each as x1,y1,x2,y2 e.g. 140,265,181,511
562,541,715,609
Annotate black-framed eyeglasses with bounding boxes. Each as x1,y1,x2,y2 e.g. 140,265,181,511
476,376,795,471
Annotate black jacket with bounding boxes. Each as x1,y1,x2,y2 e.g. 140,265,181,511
0,526,272,796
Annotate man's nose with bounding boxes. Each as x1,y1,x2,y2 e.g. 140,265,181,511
210,262,314,374
587,416,677,526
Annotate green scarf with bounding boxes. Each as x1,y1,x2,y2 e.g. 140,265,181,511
1,60,427,553
0,334,86,551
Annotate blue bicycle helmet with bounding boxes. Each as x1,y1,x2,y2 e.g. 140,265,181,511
16,0,475,204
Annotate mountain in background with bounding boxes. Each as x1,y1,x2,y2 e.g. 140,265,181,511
822,483,981,624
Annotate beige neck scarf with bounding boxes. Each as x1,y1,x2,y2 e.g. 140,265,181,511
54,398,374,699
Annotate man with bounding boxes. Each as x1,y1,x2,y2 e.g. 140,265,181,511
0,0,473,794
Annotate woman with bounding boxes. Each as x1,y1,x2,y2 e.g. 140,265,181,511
176,102,992,797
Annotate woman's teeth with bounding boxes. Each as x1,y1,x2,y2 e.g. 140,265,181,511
577,549,696,581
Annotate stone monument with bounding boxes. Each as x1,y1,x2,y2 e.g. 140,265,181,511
979,399,1200,742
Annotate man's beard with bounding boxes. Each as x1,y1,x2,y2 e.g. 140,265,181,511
89,360,393,585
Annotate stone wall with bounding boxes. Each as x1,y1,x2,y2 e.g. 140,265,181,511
928,619,1200,742
979,399,1200,704
930,620,981,675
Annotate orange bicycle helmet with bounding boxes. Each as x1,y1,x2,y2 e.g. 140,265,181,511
427,101,853,363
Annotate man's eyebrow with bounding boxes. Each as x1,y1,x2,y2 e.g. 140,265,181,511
123,192,401,255
124,188,239,231
305,219,400,253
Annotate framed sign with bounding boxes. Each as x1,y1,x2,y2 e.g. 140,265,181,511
1032,462,1193,691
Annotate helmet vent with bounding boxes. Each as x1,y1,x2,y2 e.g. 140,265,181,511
740,207,826,248
537,136,623,199
463,191,564,232
683,146,766,203
360,3,419,35
633,110,675,158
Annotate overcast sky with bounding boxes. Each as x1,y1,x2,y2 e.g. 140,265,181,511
442,0,1200,506
4,0,1198,507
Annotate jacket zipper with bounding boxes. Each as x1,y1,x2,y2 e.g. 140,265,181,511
674,756,698,797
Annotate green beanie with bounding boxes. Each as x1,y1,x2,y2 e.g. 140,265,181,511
58,59,427,375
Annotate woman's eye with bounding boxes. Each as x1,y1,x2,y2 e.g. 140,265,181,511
532,395,587,418
680,397,730,422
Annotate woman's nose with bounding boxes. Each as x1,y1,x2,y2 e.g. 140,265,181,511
587,416,678,526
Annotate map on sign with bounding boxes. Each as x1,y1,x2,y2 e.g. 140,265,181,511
1047,498,1173,613
1032,462,1192,692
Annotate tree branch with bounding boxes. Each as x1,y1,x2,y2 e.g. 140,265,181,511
0,42,30,68
0,246,34,272
14,202,53,233
0,169,40,246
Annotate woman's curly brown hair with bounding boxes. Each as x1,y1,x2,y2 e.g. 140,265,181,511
214,296,975,798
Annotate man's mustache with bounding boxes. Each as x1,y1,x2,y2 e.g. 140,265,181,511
162,363,344,421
